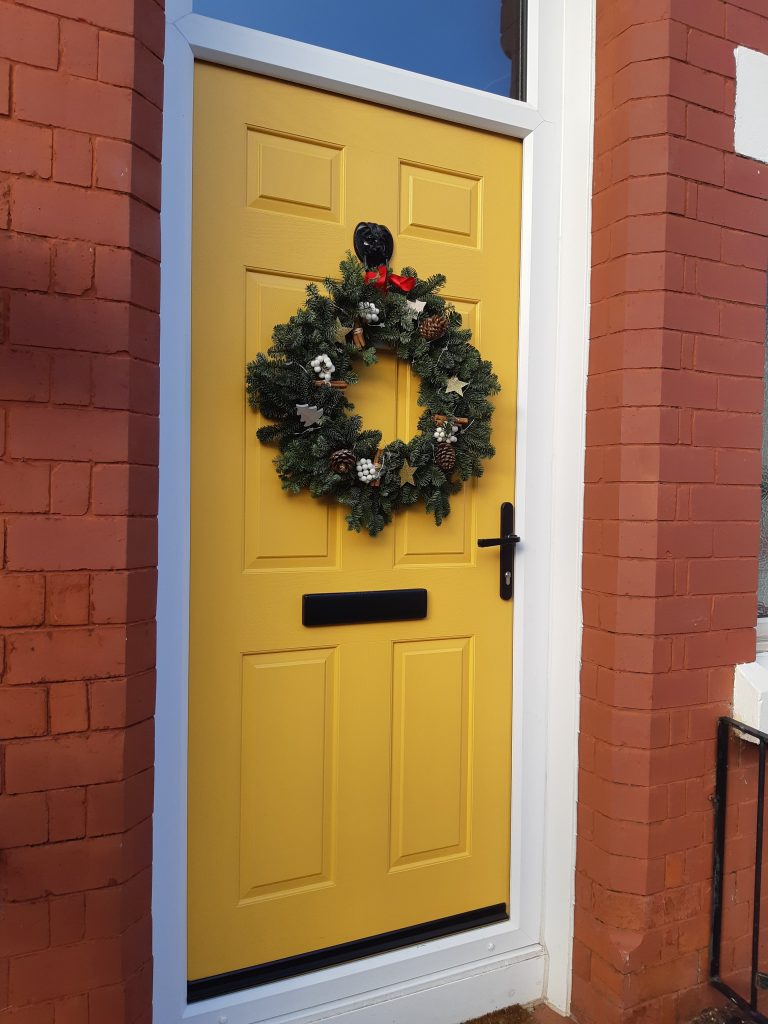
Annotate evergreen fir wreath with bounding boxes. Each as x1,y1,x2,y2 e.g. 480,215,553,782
246,227,500,537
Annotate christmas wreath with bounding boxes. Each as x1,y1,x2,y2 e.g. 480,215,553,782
246,224,500,537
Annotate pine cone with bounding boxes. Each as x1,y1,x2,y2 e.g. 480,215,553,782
330,448,356,475
435,441,456,472
419,314,449,341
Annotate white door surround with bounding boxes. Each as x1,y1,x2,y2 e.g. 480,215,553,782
154,4,595,1023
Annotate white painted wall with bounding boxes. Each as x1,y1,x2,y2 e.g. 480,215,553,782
735,47,768,164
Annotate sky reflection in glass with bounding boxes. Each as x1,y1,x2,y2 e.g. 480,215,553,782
193,0,515,97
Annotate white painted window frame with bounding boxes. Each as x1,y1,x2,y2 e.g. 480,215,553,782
154,4,595,1023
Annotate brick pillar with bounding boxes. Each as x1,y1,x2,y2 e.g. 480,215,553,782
0,2,163,1020
574,2,768,1022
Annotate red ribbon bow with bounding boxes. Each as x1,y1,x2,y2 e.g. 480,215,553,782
364,265,416,294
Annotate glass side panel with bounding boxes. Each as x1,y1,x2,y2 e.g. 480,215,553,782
192,0,527,99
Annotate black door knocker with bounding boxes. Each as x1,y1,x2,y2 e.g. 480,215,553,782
353,222,394,270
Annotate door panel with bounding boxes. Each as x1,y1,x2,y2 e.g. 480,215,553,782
390,638,472,867
189,64,522,982
238,648,338,901
243,270,338,569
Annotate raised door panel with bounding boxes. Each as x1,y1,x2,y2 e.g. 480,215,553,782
390,638,472,869
399,162,481,248
239,648,338,902
244,270,340,570
246,128,344,223
394,296,480,564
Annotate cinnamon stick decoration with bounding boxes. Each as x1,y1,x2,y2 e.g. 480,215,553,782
313,380,348,389
345,319,366,350
433,414,469,426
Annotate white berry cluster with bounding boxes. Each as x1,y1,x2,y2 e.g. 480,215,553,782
310,354,335,381
433,422,459,444
356,457,379,483
358,301,380,324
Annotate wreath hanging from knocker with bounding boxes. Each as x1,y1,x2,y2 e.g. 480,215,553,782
246,223,500,537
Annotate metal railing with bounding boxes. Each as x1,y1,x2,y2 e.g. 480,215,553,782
711,717,768,1023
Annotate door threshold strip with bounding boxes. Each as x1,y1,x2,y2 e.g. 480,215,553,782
187,903,509,1003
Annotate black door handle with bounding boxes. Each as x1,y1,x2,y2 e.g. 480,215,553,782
477,502,520,600
477,536,521,548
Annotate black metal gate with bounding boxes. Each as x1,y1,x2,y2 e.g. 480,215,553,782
711,717,768,1023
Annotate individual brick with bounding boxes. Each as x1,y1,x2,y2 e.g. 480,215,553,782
47,789,87,842
696,260,767,305
84,867,150,939
0,347,50,401
94,137,161,210
0,463,50,514
14,66,132,140
89,671,155,730
0,233,51,291
7,405,130,461
0,575,45,627
59,18,99,79
0,793,48,848
4,621,155,684
686,103,734,150
51,351,92,404
3,722,152,795
0,902,50,958
0,687,47,738
698,184,768,234
91,464,157,516
686,29,735,77
52,240,95,295
46,573,90,626
50,462,91,515
0,120,53,177
92,355,159,415
90,569,157,624
95,247,160,310
6,517,157,573
50,682,90,734
86,769,153,837
12,177,131,248
0,2,59,69
53,130,92,187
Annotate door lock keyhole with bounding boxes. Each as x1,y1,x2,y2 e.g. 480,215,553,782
477,502,520,600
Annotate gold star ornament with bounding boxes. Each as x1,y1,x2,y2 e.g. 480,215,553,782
399,461,417,487
445,376,469,396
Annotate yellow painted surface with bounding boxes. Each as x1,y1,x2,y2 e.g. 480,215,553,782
189,63,522,980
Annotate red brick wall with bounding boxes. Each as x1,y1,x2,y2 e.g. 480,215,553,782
0,1,163,1020
575,1,768,1022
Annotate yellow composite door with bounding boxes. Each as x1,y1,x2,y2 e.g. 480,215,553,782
188,63,522,986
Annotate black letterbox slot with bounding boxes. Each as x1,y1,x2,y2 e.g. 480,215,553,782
302,589,427,627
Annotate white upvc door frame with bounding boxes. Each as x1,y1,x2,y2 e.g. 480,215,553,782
154,4,594,1023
